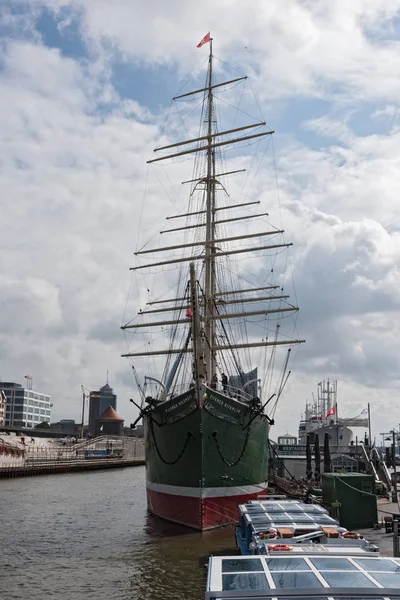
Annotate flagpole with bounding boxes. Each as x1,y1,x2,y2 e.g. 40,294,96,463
368,402,372,447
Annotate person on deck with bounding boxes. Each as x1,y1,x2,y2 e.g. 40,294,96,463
221,373,228,393
210,374,218,390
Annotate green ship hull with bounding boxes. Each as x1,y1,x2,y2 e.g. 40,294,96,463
145,386,269,530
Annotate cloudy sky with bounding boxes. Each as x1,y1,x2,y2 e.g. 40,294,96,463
2,0,400,441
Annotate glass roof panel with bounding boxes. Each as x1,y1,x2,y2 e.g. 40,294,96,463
242,502,328,514
322,571,377,588
266,557,311,571
371,573,400,587
246,514,337,526
251,515,273,523
310,558,358,571
354,558,400,572
222,558,263,573
222,573,269,591
272,572,323,589
208,555,400,595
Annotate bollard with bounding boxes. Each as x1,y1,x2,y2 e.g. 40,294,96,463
393,520,400,557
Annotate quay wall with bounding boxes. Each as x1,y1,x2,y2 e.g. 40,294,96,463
0,435,145,478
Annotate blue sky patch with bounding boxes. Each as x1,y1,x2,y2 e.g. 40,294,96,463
35,6,87,60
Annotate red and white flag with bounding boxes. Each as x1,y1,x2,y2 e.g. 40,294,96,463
326,406,336,418
197,32,211,48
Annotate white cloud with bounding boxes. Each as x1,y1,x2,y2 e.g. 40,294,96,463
20,0,400,103
2,1,400,441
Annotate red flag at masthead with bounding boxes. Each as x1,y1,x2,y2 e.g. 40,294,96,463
197,32,211,48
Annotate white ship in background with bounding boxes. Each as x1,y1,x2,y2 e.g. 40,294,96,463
298,380,369,451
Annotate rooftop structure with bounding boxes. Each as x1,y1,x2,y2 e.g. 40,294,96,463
95,405,124,436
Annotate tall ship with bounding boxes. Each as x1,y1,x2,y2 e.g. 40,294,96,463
298,379,369,451
121,35,305,530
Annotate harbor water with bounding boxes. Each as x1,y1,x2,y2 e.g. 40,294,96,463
0,465,236,599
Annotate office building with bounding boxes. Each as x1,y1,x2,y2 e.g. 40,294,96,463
88,382,117,435
0,381,52,428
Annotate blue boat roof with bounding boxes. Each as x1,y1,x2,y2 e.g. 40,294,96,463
206,555,400,599
240,502,328,516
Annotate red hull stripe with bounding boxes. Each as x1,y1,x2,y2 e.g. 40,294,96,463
147,480,267,498
147,485,268,530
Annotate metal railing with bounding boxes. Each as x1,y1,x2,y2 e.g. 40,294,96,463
0,436,145,472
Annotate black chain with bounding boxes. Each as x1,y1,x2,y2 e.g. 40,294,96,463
149,416,193,465
211,424,251,467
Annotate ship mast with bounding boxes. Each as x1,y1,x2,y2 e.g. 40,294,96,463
204,38,216,381
121,41,306,388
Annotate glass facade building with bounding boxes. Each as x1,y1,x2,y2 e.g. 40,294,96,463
0,382,52,428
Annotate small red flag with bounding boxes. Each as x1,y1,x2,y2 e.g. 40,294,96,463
197,32,211,48
326,406,336,418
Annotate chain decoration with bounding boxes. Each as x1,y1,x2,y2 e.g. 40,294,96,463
149,416,194,465
211,424,251,467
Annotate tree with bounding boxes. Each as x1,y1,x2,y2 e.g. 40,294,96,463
35,421,50,429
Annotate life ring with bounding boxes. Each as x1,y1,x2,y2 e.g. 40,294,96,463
342,531,362,539
267,544,294,552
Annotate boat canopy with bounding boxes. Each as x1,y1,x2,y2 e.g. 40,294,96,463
206,554,400,599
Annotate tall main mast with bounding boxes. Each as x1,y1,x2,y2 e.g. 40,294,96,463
122,41,306,378
204,39,216,381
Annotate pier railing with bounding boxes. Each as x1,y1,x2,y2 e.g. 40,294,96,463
0,436,145,476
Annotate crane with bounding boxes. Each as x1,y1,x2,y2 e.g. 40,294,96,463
80,386,101,439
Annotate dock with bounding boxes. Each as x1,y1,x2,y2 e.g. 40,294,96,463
0,457,145,478
0,434,145,478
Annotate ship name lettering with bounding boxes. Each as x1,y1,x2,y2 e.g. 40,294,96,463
165,397,191,413
211,397,241,414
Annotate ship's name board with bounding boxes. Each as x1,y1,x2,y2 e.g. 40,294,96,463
165,395,193,414
209,395,241,414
